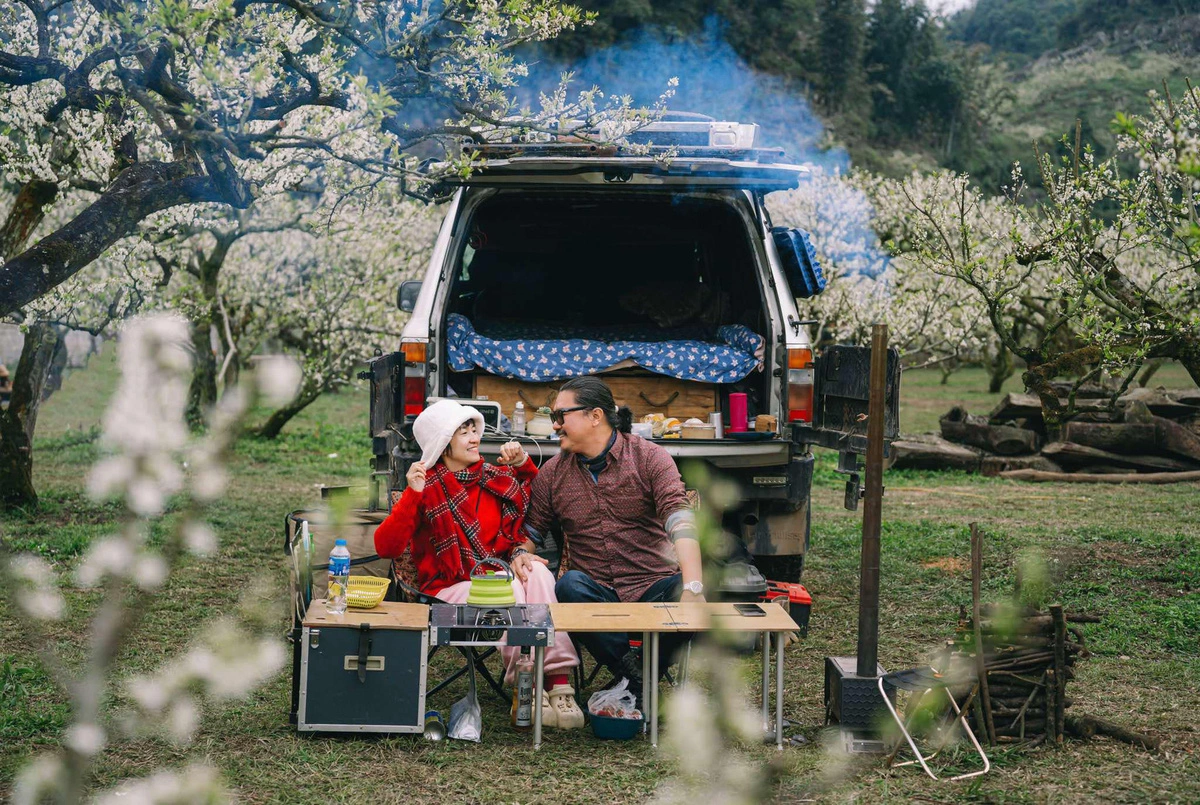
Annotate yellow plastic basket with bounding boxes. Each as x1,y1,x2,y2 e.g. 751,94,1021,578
345,576,390,609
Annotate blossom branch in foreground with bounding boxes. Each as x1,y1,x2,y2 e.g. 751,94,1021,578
4,313,300,805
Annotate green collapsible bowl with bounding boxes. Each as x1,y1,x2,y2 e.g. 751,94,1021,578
466,559,517,607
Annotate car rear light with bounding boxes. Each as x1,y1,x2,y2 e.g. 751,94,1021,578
402,340,429,417
402,342,427,363
787,348,814,423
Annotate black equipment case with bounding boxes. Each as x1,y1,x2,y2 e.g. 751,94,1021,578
297,600,429,733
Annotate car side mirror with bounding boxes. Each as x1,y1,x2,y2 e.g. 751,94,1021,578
397,280,422,313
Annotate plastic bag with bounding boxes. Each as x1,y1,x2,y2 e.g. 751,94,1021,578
447,652,482,742
587,677,642,720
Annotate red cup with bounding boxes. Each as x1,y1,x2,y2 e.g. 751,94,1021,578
728,392,748,433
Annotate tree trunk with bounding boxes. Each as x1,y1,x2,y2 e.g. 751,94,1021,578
988,345,1014,394
0,324,60,509
254,388,321,439
888,434,983,472
187,317,218,430
0,161,221,317
1042,441,1198,473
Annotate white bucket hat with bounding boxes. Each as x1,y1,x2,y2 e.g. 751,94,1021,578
413,399,485,468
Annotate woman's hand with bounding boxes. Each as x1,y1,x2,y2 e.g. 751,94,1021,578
496,440,527,467
511,550,548,582
406,461,427,493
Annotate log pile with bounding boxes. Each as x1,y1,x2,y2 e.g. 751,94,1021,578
930,524,1162,752
950,603,1096,746
890,385,1200,480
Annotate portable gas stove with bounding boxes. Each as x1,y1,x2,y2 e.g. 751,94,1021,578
429,603,554,648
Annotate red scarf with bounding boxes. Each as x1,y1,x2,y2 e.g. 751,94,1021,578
422,460,529,580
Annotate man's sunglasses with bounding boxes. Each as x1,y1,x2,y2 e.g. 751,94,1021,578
549,405,593,425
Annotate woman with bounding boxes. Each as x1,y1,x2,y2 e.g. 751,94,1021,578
374,399,584,729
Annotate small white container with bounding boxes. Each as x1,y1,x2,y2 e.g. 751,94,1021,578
631,422,654,439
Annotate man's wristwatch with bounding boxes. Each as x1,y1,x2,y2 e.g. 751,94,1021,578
682,580,704,596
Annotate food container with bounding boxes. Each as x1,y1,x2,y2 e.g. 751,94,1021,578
680,419,716,439
631,422,654,439
526,414,554,437
590,712,643,740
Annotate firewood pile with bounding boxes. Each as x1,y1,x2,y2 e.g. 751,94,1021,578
933,524,1162,752
950,603,1096,746
891,383,1200,481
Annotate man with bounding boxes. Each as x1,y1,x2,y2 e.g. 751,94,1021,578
515,376,704,701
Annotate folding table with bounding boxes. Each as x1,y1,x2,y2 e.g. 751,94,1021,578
662,601,798,750
550,601,797,749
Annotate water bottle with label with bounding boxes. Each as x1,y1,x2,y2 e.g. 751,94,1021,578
327,538,350,615
513,401,526,437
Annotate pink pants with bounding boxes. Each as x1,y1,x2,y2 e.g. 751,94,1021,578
436,562,579,685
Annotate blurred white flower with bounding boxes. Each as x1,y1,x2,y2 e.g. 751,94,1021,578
91,764,227,805
64,723,106,756
11,754,64,805
256,355,302,406
8,554,64,622
76,536,134,588
128,678,170,712
133,554,169,590
167,698,200,745
88,314,192,515
183,522,218,557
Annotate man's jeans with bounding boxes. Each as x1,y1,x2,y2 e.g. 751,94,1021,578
555,570,686,678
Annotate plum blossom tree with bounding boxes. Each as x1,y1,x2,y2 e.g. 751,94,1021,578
0,191,161,508
139,178,441,436
874,96,1200,434
767,172,990,379
3,315,297,804
0,0,664,317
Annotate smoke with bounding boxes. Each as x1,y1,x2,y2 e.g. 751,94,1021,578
519,16,891,280
522,17,849,172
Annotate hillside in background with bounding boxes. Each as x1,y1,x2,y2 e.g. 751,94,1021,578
949,0,1200,191
527,0,1200,194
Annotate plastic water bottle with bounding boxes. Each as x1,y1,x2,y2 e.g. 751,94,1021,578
511,647,534,731
513,402,526,437
327,538,350,615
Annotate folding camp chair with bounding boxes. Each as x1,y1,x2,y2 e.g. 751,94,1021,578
877,666,990,782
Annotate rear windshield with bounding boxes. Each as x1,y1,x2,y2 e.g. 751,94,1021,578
447,191,763,336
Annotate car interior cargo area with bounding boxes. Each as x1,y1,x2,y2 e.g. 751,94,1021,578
442,190,773,431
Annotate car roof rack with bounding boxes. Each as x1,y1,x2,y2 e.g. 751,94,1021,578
463,120,789,163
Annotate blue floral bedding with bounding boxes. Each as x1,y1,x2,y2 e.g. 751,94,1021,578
446,313,763,383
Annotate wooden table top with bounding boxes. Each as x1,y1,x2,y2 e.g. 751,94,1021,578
549,602,680,632
550,601,797,632
662,601,796,632
303,599,430,629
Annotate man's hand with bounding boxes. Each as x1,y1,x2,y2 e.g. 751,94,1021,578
511,550,548,582
680,590,706,603
496,440,527,467
406,461,427,493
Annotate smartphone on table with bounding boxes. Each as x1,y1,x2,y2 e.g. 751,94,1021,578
733,602,766,617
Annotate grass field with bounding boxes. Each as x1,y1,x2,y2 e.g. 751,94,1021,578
1,354,1197,803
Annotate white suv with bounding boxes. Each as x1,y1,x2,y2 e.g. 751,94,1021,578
365,119,899,582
